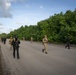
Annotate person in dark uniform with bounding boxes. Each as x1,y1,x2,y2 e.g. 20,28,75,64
65,35,70,49
11,37,20,59
3,38,6,44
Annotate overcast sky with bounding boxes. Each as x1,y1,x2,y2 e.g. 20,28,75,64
0,0,76,34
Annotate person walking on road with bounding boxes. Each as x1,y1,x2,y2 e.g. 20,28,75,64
9,37,13,50
42,35,48,54
65,35,70,49
11,37,20,59
31,37,33,43
3,37,6,44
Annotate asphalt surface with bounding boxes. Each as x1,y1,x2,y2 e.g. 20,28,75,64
0,40,76,75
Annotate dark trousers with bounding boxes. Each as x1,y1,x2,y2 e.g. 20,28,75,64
65,42,70,49
4,41,6,44
13,47,19,59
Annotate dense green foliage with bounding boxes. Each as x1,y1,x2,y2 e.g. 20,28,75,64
1,9,76,44
0,33,7,38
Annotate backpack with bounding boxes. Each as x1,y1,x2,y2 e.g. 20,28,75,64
15,40,20,48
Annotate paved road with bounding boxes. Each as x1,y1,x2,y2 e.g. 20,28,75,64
0,40,76,75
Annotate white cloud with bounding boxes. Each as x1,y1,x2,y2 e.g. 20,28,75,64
0,23,4,29
5,1,11,9
10,0,26,2
0,25,13,33
0,0,26,18
8,28,13,33
0,25,4,30
25,4,30,8
40,5,44,9
0,0,12,18
0,23,3,26
16,22,21,25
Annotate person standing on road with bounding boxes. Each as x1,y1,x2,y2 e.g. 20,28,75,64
11,37,20,59
42,35,48,54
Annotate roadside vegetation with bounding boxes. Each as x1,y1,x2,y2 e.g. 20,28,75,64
0,9,76,44
0,46,4,75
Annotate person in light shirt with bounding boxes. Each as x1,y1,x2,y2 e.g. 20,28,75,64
42,35,48,54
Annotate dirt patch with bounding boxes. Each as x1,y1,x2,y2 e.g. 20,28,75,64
0,45,11,75
0,45,4,75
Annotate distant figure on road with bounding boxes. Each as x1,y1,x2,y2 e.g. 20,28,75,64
9,37,13,50
11,37,20,59
1,37,4,43
23,37,25,41
42,35,48,54
31,37,33,43
3,37,6,44
65,35,70,49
